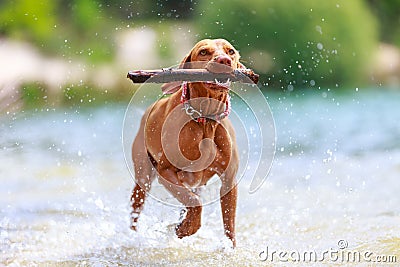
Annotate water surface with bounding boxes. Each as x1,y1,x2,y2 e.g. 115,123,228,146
1,88,400,265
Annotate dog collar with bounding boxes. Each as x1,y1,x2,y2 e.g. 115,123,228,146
180,82,231,123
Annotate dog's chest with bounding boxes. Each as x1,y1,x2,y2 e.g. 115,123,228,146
180,121,232,167
177,121,232,187
178,121,218,158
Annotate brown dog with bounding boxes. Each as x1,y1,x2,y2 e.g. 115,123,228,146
130,39,246,247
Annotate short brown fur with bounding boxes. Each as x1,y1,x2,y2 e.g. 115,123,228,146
130,39,246,247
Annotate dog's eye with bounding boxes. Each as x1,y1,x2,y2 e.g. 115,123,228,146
228,49,235,55
199,49,208,56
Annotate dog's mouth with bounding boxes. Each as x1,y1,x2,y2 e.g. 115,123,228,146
202,79,231,90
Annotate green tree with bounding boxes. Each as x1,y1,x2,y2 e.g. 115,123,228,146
195,0,378,89
366,0,400,46
71,0,102,33
0,0,57,43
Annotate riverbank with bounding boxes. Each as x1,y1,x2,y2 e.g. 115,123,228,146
1,26,400,114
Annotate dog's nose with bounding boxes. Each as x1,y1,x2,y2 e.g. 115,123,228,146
214,55,232,67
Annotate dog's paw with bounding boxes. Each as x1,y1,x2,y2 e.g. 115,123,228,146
130,222,137,231
224,230,236,248
175,220,199,238
175,207,201,238
130,212,139,231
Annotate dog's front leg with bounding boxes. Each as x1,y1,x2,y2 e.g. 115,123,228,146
158,168,202,238
220,180,237,248
130,112,156,231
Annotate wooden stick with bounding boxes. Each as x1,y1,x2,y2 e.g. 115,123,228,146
127,68,259,84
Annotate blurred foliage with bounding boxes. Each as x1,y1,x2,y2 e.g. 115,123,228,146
19,82,136,109
61,83,133,106
21,83,48,108
195,0,378,89
58,0,114,62
96,0,195,20
1,0,399,94
366,0,400,46
0,0,117,63
0,0,194,63
0,0,57,43
70,0,101,32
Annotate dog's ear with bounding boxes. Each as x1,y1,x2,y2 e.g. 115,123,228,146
179,52,192,69
237,61,247,69
161,81,182,95
161,51,193,94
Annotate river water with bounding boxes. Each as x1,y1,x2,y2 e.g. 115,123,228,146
1,88,399,266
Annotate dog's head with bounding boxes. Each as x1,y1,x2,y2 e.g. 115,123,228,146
180,38,246,70
162,39,247,94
